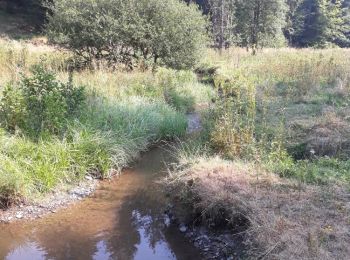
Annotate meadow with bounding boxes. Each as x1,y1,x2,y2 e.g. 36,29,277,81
1,36,350,259
166,47,350,259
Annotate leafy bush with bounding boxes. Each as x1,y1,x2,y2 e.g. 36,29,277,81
47,0,207,69
0,65,85,137
209,71,256,158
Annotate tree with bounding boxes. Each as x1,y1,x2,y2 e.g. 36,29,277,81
292,0,350,47
208,0,237,50
47,0,207,70
235,0,287,52
284,0,303,45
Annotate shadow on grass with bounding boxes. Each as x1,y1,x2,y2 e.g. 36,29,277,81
0,9,43,41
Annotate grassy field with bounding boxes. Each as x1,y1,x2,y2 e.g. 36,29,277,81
198,47,350,185
166,48,350,259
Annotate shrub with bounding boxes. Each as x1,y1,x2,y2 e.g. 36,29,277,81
210,71,256,158
0,65,85,137
47,0,208,69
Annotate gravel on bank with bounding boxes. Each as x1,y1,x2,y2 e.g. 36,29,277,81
0,177,97,223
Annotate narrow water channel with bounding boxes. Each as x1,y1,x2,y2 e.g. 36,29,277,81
0,147,202,260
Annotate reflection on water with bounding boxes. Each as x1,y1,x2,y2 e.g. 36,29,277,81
0,147,201,260
132,211,175,260
6,242,46,260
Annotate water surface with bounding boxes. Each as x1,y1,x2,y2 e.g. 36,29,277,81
0,147,201,260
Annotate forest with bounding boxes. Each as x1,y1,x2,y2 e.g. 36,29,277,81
0,0,349,259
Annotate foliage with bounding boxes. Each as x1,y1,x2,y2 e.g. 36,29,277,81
2,0,50,28
192,0,350,48
207,0,237,49
210,71,256,158
47,0,207,69
0,70,188,206
0,96,187,206
292,0,350,47
234,0,287,51
0,65,85,137
155,68,214,113
196,47,350,187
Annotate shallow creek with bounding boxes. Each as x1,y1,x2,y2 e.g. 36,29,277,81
0,147,202,260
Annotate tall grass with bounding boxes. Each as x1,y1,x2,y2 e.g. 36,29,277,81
159,48,350,259
0,94,187,207
0,40,70,85
0,40,216,206
195,47,350,185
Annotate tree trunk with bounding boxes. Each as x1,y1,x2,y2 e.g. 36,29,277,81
219,0,225,53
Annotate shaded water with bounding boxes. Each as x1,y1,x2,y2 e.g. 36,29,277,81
0,147,201,260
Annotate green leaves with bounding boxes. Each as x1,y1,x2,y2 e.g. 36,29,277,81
0,65,86,138
292,0,350,47
47,0,208,69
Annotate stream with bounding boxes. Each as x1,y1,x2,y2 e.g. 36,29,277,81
0,147,202,260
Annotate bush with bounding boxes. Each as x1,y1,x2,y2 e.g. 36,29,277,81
47,0,208,70
209,71,256,158
0,65,85,137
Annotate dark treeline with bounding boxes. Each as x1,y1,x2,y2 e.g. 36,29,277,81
0,0,51,28
2,0,350,49
189,0,350,49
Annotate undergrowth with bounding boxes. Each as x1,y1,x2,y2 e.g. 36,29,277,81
0,46,211,206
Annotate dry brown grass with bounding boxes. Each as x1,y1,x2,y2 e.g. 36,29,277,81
166,157,350,259
306,113,350,157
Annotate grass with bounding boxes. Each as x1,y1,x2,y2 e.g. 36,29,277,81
195,47,350,185
1,24,350,258
0,96,187,207
165,153,350,259
163,47,350,259
0,39,215,207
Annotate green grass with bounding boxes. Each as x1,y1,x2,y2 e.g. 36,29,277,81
0,96,187,207
0,40,215,206
194,47,350,187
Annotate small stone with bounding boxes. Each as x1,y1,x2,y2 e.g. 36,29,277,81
164,216,171,227
85,175,93,181
179,224,187,233
16,213,23,219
